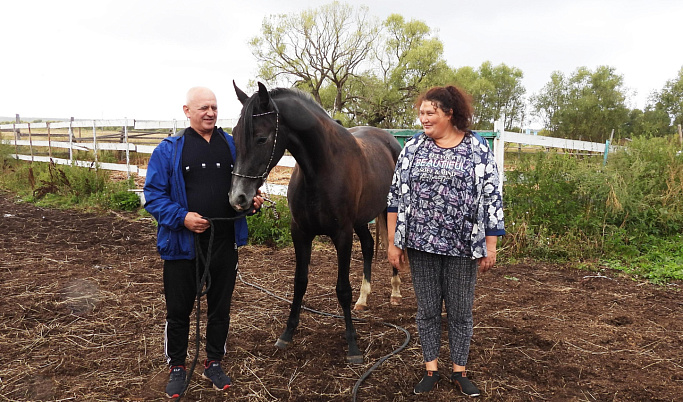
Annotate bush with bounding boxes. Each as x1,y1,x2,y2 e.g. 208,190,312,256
246,195,292,247
109,190,141,211
503,135,683,282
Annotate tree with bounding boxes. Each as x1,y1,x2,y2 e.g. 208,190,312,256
452,62,526,130
656,66,683,127
530,71,566,134
531,66,629,141
624,106,671,138
249,4,530,130
249,2,380,115
342,14,450,128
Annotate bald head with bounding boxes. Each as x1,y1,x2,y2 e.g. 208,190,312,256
183,87,218,137
185,87,216,107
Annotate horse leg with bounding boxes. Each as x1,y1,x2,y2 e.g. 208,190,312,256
275,227,313,350
376,211,402,306
332,230,363,364
390,266,403,305
353,224,373,311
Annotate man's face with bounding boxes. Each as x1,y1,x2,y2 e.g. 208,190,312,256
184,90,217,136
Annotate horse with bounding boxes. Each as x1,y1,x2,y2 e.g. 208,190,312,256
228,81,403,363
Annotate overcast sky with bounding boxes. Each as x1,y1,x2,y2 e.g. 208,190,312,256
2,0,681,125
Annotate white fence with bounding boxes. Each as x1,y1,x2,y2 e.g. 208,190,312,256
2,118,616,200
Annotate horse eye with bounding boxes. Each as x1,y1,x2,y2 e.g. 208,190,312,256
256,137,268,145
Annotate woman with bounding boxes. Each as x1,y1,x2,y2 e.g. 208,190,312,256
387,85,505,396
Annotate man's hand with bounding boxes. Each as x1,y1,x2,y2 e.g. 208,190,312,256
252,189,265,213
184,212,210,233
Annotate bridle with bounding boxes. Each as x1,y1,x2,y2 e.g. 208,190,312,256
231,101,280,181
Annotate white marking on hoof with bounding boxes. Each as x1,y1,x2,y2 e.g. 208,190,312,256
390,274,402,306
354,278,371,310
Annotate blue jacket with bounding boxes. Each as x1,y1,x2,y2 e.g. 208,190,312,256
143,128,249,260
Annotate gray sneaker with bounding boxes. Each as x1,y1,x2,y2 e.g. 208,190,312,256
202,360,231,391
165,365,187,399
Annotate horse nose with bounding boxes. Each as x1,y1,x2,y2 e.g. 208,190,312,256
230,193,249,211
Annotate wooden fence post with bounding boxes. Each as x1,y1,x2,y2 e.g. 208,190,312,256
28,123,34,162
124,118,130,179
678,124,682,147
92,120,98,168
47,122,52,159
493,117,505,195
68,117,74,163
14,114,21,139
13,121,18,158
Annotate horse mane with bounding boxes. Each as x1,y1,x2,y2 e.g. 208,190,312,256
270,87,329,117
241,86,332,143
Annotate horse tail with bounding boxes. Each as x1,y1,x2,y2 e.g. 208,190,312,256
374,209,389,259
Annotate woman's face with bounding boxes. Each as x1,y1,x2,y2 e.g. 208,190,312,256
419,100,452,138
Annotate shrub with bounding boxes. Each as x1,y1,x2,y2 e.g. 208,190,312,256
502,134,683,281
246,195,292,247
109,190,141,211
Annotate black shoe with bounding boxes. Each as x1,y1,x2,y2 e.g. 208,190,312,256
202,360,232,391
413,370,440,394
165,365,187,399
451,371,480,397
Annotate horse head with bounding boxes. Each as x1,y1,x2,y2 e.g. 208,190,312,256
229,81,287,212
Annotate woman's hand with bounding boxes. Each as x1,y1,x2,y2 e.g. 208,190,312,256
388,244,406,271
478,248,496,273
479,235,498,273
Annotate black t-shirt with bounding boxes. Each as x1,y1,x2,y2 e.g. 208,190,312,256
182,127,236,239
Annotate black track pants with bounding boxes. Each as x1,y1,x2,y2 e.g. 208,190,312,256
163,236,238,366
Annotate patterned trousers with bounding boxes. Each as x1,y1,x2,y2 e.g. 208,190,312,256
407,248,478,366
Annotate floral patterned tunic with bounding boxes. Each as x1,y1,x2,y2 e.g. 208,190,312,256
387,131,505,259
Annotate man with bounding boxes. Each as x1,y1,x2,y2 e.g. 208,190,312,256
143,87,263,398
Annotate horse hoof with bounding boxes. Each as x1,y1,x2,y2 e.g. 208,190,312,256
275,338,291,350
390,297,402,306
347,354,364,364
353,304,367,311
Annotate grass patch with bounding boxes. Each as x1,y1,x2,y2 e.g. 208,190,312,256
502,134,683,282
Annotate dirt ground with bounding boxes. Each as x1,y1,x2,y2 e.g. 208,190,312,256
1,191,681,401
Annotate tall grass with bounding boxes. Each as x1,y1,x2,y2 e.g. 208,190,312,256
0,142,140,211
503,135,683,282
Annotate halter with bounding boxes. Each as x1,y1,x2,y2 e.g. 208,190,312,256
231,103,280,181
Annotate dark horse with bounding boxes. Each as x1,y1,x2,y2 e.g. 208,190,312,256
229,82,402,363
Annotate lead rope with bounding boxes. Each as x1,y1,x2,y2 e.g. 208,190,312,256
174,209,250,402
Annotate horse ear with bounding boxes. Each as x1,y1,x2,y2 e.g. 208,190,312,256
257,82,271,110
233,80,249,104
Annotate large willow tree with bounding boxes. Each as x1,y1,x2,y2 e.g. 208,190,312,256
249,2,379,117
